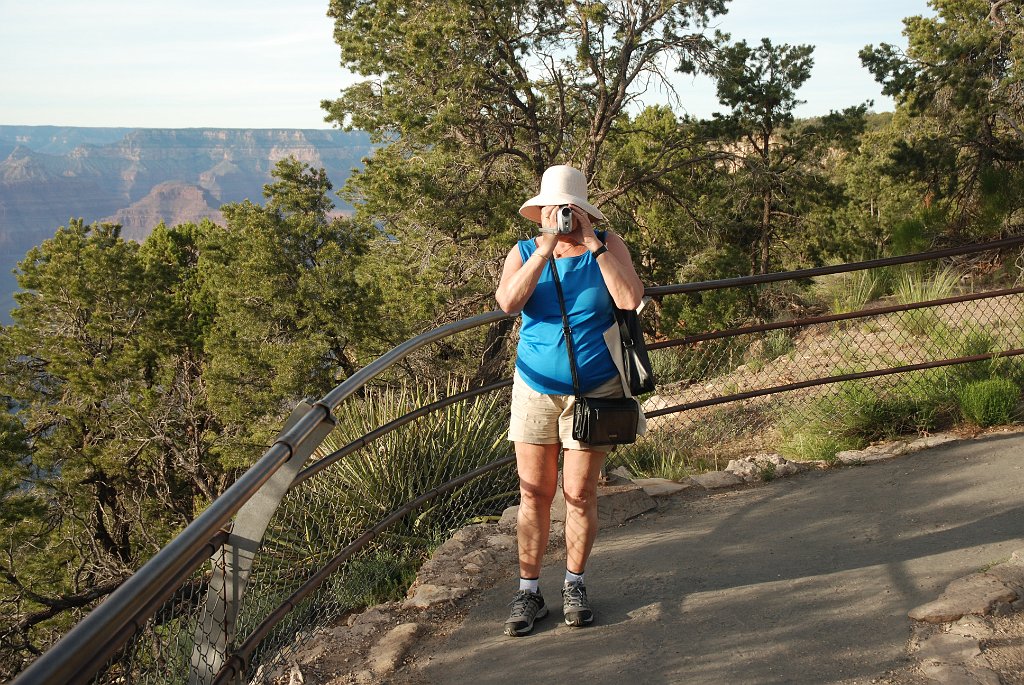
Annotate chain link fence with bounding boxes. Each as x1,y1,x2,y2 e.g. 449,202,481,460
19,238,1024,685
612,261,1024,479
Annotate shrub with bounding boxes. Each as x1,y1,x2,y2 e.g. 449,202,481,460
895,266,960,336
812,268,888,314
776,370,960,462
746,329,795,371
610,437,696,481
778,430,861,464
958,378,1020,427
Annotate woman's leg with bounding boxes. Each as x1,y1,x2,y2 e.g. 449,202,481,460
514,441,561,578
561,447,606,575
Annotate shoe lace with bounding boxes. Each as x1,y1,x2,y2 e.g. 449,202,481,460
510,590,537,614
562,582,588,609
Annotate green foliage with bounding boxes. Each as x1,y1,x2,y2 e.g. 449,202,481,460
710,36,868,274
660,246,754,337
811,269,889,314
958,377,1020,427
895,265,960,303
317,379,516,539
749,329,796,369
610,437,698,482
860,0,1024,234
330,548,423,609
0,406,37,526
204,159,384,456
0,219,237,676
779,430,861,464
778,370,961,462
323,0,730,353
894,265,961,335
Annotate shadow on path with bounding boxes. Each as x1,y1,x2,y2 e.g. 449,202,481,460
406,434,1024,684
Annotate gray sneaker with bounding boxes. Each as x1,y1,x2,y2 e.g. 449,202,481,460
562,581,594,627
504,589,548,636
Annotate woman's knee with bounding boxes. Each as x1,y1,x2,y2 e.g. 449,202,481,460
562,482,597,511
520,480,557,508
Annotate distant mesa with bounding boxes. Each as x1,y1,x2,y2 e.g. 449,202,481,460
0,125,373,320
102,181,223,241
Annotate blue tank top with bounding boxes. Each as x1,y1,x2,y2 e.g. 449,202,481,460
514,237,618,395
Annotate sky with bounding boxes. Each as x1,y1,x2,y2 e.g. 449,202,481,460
0,0,934,130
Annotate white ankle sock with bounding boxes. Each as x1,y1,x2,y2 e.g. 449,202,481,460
564,569,585,585
519,577,540,593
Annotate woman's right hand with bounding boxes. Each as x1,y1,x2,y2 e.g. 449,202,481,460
536,206,559,258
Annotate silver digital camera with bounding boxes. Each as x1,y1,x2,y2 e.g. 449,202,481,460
539,205,574,235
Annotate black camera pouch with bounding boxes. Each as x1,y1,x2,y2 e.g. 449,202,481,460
572,396,639,445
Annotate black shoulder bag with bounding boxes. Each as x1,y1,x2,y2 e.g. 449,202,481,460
549,257,639,446
592,231,656,396
613,304,656,395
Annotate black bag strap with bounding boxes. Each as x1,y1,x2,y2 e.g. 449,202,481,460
548,257,583,399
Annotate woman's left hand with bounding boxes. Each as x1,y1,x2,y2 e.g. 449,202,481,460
570,205,602,252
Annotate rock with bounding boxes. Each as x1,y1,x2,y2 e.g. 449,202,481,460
486,534,516,551
367,623,420,676
460,549,496,568
725,453,800,482
949,615,993,640
595,484,656,527
498,505,519,530
917,632,982,663
907,433,960,451
690,471,744,489
402,583,471,609
350,606,390,627
608,466,635,481
633,477,694,497
428,525,482,561
909,574,1018,623
919,661,999,685
986,557,1024,595
287,663,305,685
836,441,909,465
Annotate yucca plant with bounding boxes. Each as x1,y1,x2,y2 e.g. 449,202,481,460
321,378,517,539
812,268,888,315
238,379,518,646
895,265,961,335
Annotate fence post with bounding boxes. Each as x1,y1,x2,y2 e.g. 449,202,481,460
189,401,336,685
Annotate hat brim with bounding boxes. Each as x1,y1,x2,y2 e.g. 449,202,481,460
519,193,605,224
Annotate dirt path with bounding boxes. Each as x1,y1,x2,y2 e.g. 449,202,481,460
390,433,1024,684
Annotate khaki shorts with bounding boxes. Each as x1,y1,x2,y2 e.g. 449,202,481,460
508,371,624,452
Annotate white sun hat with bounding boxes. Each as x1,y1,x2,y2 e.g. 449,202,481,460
519,164,605,224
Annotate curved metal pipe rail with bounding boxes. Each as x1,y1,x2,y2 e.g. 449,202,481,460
211,454,518,684
14,236,1024,684
13,311,510,685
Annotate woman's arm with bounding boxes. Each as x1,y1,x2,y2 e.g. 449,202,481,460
581,227,643,309
495,234,557,314
589,230,644,310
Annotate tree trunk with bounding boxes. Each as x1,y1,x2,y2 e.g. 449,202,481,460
471,318,515,387
760,190,772,274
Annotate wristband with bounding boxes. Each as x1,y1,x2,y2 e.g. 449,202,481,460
592,244,608,258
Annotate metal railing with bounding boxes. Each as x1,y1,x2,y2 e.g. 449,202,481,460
13,235,1024,684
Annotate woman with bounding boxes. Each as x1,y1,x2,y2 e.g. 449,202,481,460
495,164,645,636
